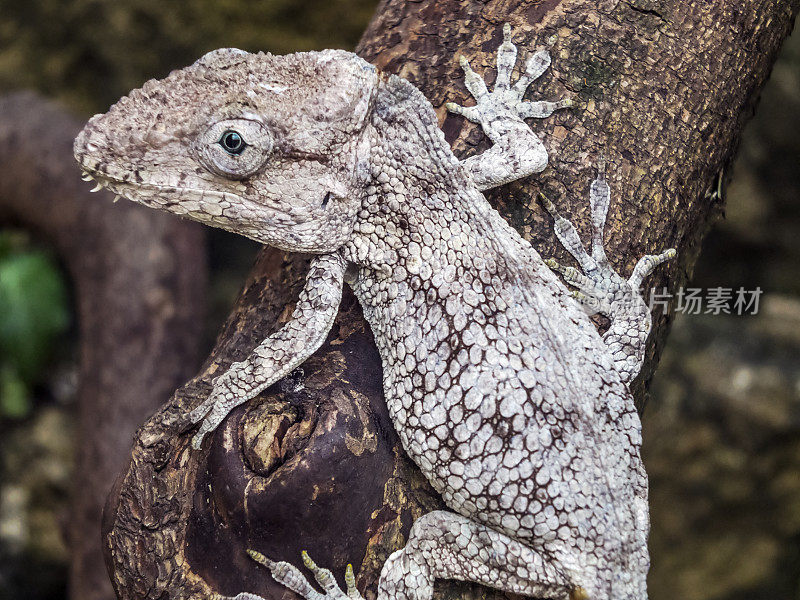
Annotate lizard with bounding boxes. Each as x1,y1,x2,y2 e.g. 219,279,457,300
74,23,675,600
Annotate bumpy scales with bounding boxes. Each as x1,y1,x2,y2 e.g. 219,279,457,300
74,24,673,600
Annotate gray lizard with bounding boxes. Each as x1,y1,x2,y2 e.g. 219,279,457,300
74,24,674,600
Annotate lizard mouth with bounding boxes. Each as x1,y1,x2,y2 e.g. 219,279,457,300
76,163,275,237
79,168,131,205
78,167,237,217
78,167,184,210
73,128,229,213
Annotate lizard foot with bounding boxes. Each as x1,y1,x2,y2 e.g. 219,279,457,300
541,162,675,382
540,162,675,317
445,23,572,132
249,549,364,600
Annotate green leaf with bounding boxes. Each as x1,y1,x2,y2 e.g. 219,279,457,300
0,242,70,384
0,365,32,418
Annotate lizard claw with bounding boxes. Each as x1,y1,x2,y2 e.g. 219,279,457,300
248,549,277,569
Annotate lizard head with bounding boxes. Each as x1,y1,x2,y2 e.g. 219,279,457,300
74,48,378,252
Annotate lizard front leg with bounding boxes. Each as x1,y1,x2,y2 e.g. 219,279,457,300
541,164,675,384
446,24,572,191
188,252,346,449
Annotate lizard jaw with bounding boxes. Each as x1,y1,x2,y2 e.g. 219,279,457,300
77,166,218,214
75,164,304,249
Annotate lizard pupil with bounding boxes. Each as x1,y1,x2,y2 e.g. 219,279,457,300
219,130,246,155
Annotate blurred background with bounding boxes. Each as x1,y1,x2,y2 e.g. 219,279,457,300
0,1,797,599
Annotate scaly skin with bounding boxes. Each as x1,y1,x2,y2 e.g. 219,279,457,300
74,25,673,600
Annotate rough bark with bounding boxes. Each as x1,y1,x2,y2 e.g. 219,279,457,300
100,1,799,599
0,92,208,600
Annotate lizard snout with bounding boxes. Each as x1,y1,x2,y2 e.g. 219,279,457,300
73,117,109,171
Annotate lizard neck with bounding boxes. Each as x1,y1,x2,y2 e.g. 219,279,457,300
341,73,550,330
342,72,527,272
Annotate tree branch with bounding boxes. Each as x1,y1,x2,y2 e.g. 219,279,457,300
100,1,799,598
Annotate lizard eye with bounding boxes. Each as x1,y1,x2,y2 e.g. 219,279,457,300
196,118,273,180
218,130,246,155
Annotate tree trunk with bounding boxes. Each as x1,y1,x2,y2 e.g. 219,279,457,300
0,92,208,600
100,1,799,599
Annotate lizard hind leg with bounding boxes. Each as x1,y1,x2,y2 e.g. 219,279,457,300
542,165,676,383
245,550,363,600
251,511,578,600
